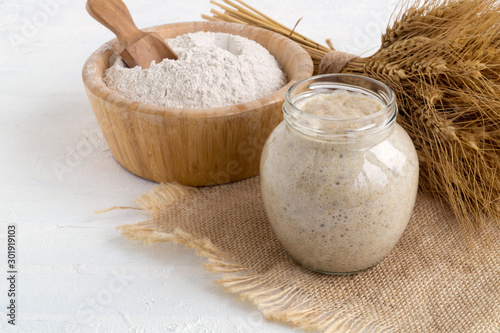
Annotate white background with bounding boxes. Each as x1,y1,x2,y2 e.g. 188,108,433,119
0,0,398,332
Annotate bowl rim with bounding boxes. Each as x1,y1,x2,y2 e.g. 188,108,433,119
82,21,314,118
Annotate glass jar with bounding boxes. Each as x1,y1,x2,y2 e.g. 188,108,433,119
260,74,419,274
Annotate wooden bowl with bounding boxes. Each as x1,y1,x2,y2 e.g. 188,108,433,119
82,21,313,186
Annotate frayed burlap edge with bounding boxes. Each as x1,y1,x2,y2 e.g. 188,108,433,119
116,183,393,333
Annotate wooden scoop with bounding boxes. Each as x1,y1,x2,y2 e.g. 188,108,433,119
86,0,177,68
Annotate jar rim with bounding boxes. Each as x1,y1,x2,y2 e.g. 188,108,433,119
285,73,396,122
283,74,398,143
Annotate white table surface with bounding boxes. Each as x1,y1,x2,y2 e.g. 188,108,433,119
0,0,398,332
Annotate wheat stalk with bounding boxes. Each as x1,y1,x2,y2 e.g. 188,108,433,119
204,0,500,235
202,0,331,72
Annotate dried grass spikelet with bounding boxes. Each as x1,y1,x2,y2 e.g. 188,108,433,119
342,0,500,234
204,0,500,234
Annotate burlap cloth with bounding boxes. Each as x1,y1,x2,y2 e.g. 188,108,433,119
118,177,500,333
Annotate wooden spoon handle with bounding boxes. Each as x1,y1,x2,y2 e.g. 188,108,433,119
86,0,144,47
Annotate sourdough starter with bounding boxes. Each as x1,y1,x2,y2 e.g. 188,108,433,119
260,90,419,274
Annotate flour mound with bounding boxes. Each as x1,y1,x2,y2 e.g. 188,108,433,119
103,31,288,109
